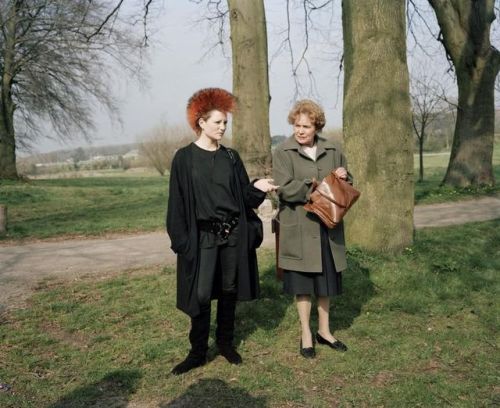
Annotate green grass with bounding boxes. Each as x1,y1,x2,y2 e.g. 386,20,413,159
0,220,498,407
414,145,500,204
1,146,499,241
0,175,168,240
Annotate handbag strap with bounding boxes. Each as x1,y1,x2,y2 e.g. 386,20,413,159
226,147,236,164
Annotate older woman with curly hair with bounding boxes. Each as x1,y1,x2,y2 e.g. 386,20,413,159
167,88,277,375
273,99,351,358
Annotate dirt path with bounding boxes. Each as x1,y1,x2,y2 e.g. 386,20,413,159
1,196,499,309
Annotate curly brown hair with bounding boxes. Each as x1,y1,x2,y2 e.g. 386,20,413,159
287,99,326,131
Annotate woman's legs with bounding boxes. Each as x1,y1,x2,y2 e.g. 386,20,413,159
317,296,336,342
296,295,313,347
216,243,242,364
172,247,216,375
171,304,210,375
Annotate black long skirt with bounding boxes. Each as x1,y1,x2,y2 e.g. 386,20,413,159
283,224,343,297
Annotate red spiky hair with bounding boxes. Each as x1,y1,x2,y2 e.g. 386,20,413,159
186,88,237,134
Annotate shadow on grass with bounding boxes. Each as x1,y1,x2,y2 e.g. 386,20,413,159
234,259,293,345
235,249,375,342
160,378,267,407
48,369,141,408
329,253,375,332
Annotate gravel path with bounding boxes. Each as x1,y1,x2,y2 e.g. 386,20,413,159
1,195,499,309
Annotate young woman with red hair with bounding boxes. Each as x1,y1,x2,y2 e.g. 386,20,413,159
167,88,277,375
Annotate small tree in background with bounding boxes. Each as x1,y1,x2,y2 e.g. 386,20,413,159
411,75,447,182
138,125,193,176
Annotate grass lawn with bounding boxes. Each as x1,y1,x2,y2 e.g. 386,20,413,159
0,175,168,240
414,145,500,204
0,220,498,407
1,146,499,240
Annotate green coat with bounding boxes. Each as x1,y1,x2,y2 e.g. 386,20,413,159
272,135,351,273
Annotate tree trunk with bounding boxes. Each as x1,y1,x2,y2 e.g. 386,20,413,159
227,0,271,177
0,106,18,179
342,0,414,252
419,124,425,182
429,0,500,187
0,205,6,235
0,2,19,180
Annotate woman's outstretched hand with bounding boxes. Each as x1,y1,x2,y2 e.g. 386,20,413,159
254,178,279,193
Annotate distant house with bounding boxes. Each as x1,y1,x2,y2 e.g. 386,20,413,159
123,149,140,160
90,154,119,162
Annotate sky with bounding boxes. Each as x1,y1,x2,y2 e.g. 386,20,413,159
31,0,479,154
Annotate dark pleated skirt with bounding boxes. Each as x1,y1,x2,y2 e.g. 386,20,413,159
283,225,343,297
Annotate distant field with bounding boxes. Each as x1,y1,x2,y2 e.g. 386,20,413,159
414,144,500,169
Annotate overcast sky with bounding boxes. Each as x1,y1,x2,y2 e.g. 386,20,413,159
32,0,489,154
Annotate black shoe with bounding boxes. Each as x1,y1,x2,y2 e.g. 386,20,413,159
218,345,243,365
316,332,348,352
171,353,206,375
300,340,316,359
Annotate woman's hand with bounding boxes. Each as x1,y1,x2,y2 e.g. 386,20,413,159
334,167,348,180
253,178,279,193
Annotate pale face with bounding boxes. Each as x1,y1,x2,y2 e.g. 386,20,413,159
199,110,228,142
293,113,316,147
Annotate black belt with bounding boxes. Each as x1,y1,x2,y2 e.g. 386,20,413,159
198,217,239,240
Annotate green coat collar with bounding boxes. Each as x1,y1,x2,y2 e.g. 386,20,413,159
281,135,337,160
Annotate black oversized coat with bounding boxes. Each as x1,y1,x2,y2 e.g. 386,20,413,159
166,143,266,317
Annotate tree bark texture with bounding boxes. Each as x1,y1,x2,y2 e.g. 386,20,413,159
429,0,500,187
228,0,272,178
342,0,414,251
0,2,18,179
0,205,6,234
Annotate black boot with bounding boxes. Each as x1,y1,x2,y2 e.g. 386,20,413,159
216,293,242,365
171,306,211,375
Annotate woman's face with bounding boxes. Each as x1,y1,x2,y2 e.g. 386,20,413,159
199,110,228,142
293,113,316,147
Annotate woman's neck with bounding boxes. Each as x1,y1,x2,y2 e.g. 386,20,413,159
195,134,219,151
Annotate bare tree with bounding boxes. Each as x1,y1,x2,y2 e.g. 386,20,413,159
419,0,500,187
0,0,144,179
411,74,448,182
342,0,414,252
138,124,192,176
273,0,336,99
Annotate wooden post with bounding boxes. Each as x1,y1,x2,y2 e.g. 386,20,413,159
0,205,6,235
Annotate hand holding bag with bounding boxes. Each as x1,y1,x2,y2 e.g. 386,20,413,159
303,171,360,228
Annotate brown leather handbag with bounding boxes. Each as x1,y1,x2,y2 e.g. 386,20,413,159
303,172,360,228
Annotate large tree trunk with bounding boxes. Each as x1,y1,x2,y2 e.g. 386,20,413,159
429,0,500,187
342,0,414,252
0,2,18,180
227,0,271,177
